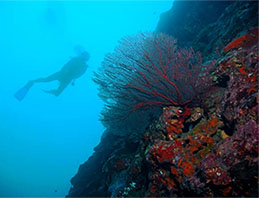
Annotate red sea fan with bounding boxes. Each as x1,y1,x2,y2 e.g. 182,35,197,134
93,33,214,127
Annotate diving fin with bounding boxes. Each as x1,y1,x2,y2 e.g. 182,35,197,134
14,81,34,101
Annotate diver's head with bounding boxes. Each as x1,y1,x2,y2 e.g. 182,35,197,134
74,45,90,61
80,51,90,61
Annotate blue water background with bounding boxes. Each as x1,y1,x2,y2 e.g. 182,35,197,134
0,1,172,196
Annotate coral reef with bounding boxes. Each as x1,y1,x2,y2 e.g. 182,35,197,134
93,33,214,136
68,1,258,197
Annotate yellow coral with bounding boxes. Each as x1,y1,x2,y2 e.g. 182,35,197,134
220,130,229,139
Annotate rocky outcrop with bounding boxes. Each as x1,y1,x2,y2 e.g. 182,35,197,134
156,1,258,60
68,131,122,197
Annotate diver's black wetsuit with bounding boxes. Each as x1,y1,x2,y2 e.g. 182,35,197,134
31,52,89,96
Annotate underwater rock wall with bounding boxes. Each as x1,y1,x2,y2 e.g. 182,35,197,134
68,130,124,197
67,1,258,197
156,1,258,59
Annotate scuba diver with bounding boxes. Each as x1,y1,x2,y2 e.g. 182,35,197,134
14,49,90,101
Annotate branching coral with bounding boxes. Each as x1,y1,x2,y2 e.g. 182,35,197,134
93,33,214,131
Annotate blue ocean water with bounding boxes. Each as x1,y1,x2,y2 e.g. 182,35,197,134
0,1,172,197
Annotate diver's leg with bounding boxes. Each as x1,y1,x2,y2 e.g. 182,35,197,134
33,72,61,83
44,80,71,96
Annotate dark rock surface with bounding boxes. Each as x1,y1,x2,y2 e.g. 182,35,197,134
67,1,258,197
156,1,258,59
156,1,232,46
68,131,122,197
